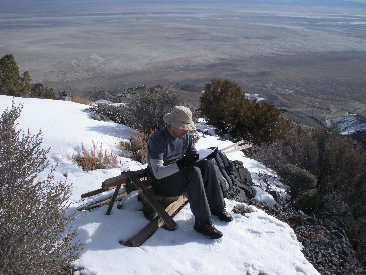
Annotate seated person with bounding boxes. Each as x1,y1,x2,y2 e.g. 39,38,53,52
147,106,232,239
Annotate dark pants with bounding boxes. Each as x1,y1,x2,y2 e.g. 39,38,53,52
150,159,225,223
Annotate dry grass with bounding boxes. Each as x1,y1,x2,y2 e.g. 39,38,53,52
66,96,92,105
72,142,118,171
120,131,153,164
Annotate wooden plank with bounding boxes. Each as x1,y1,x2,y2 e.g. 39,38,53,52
81,188,106,198
77,192,127,211
223,143,252,154
157,195,188,227
220,140,246,153
102,174,128,189
121,195,188,247
105,183,122,215
127,171,176,230
102,168,148,189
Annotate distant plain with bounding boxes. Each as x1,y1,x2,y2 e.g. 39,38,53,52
1,1,366,127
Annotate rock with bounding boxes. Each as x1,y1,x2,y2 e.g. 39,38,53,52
247,200,365,274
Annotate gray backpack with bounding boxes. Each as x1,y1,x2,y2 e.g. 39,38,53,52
212,150,254,202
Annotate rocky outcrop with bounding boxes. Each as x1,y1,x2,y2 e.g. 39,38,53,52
234,200,365,275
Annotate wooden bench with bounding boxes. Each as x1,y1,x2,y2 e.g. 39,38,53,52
80,168,188,247
79,140,252,246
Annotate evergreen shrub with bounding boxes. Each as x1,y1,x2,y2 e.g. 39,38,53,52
278,164,318,198
0,54,56,99
199,78,289,144
0,54,31,97
30,83,57,99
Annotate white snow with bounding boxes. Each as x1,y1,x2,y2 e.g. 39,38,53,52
325,114,366,135
0,95,319,275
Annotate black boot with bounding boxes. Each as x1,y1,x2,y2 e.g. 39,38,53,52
212,208,233,222
194,220,223,239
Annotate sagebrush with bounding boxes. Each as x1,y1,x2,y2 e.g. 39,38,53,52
0,103,82,274
66,96,92,105
72,142,118,171
87,103,130,124
120,131,153,164
127,85,187,132
87,85,189,133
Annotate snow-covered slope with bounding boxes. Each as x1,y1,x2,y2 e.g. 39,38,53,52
0,95,319,275
326,114,366,135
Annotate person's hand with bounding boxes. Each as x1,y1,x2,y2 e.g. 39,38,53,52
206,147,218,159
176,153,199,169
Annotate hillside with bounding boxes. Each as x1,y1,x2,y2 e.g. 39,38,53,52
0,95,320,275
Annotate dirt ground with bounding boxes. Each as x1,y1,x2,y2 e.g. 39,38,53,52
1,1,366,127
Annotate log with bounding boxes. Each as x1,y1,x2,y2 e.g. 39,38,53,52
102,168,148,189
121,195,188,247
223,143,252,154
106,183,122,215
81,188,106,198
220,140,246,153
77,192,127,211
127,171,176,230
102,174,128,189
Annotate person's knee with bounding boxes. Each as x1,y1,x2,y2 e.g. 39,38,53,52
186,166,202,178
200,159,214,170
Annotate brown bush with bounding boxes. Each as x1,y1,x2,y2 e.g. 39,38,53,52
72,142,118,171
120,131,153,164
67,96,92,105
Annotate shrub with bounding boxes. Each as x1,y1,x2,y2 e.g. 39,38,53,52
0,54,57,100
250,123,366,266
67,96,92,105
72,142,118,171
293,188,319,213
250,124,324,174
86,85,189,133
317,135,365,200
127,85,187,132
252,124,365,205
88,88,120,103
120,131,152,164
0,54,31,97
278,164,318,198
0,103,82,274
199,79,289,145
199,79,247,133
87,103,130,124
30,83,56,99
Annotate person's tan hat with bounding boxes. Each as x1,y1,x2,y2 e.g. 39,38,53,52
163,106,196,131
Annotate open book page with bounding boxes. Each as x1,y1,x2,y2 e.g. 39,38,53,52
198,148,215,161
